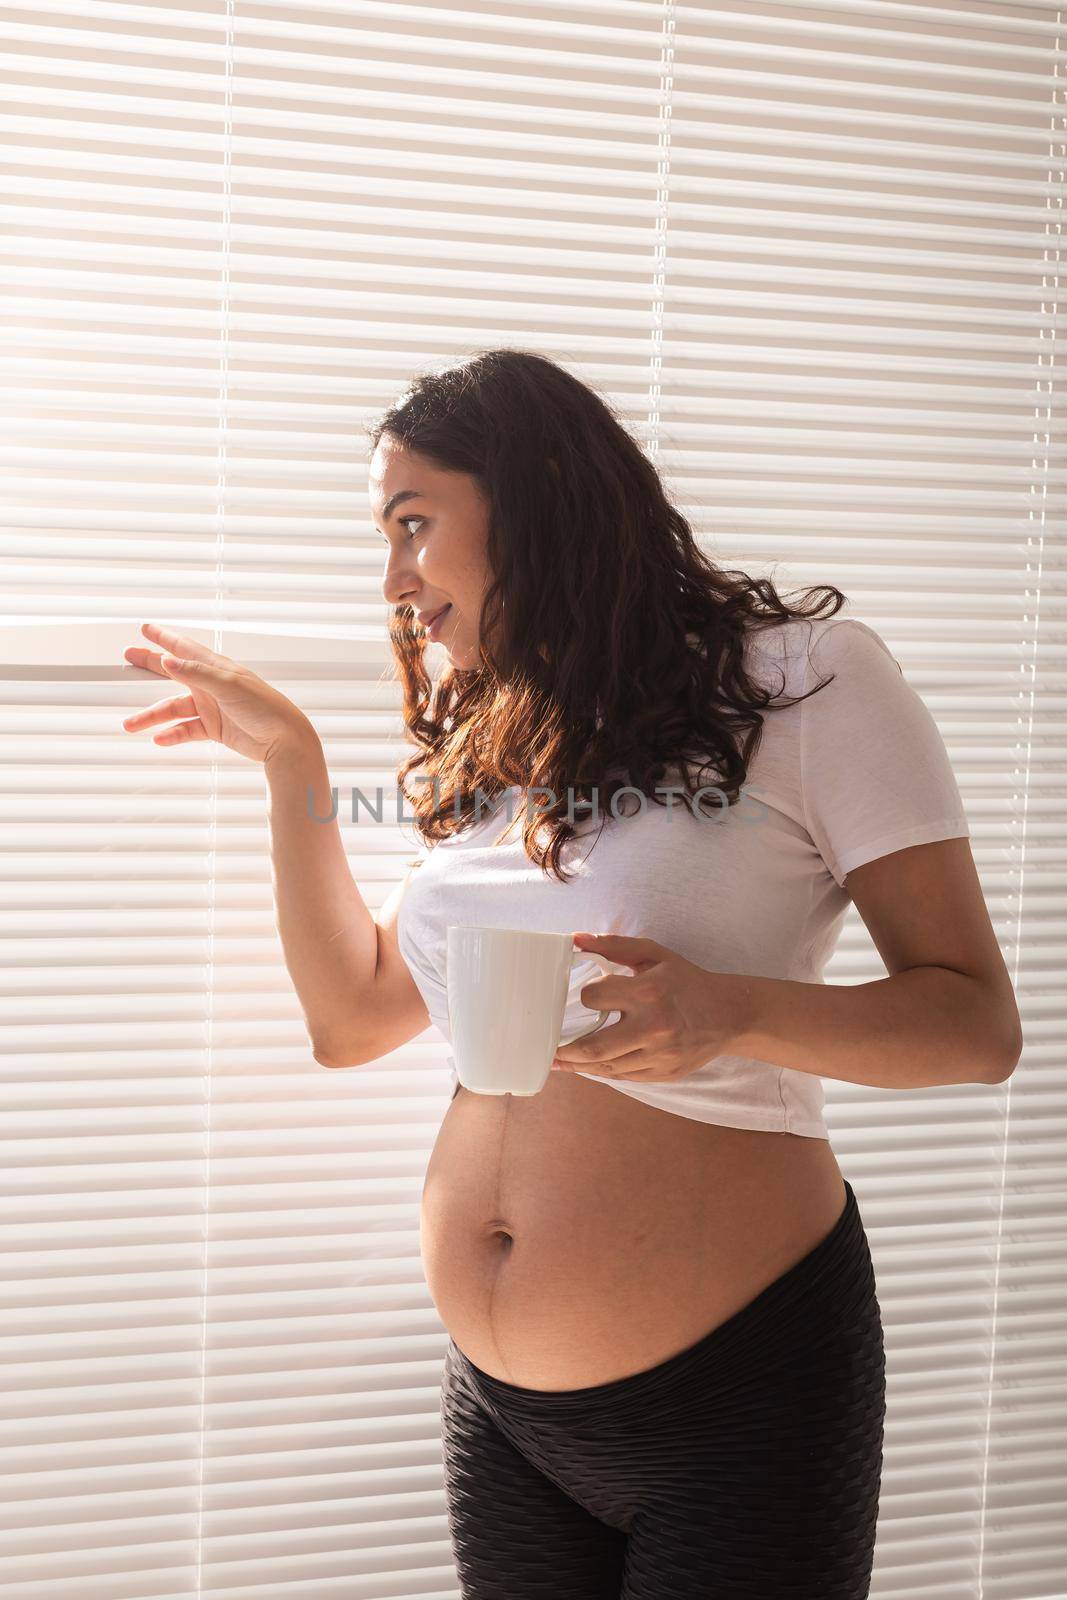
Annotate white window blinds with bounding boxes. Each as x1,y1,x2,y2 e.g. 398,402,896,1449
1,2,1063,1597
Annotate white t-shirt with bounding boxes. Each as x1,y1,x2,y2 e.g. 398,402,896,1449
395,616,971,1138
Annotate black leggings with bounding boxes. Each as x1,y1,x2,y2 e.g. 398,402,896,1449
439,1179,885,1599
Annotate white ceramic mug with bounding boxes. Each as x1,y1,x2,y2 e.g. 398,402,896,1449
445,925,625,1096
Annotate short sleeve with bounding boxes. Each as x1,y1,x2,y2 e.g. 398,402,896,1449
800,619,970,889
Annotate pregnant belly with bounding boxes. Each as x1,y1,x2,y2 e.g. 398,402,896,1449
419,1069,847,1392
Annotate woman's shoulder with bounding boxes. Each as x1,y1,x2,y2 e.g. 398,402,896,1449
745,613,896,697
741,614,817,698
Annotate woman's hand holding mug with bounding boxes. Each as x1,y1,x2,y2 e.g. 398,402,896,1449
551,931,747,1083
120,621,316,765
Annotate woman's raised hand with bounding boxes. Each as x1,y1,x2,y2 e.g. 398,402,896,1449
121,622,317,766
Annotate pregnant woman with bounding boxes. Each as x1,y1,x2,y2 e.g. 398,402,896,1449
122,349,1022,1600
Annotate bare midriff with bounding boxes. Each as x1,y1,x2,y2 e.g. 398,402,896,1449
420,1066,848,1391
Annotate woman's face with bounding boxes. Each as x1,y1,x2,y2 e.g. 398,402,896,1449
370,436,493,670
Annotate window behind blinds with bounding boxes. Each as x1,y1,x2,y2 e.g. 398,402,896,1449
1,2,1063,1596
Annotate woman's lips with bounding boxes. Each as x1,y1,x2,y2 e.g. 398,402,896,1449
427,604,452,640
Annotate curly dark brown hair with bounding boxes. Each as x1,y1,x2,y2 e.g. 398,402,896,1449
366,348,846,884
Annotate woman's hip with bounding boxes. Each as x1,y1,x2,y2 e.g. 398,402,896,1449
440,1179,886,1532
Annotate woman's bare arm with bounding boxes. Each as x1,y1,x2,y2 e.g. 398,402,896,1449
730,837,1023,1089
265,730,429,1066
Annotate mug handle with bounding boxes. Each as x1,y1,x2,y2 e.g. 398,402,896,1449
557,952,621,1046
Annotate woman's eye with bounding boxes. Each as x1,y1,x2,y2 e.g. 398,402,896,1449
400,517,426,538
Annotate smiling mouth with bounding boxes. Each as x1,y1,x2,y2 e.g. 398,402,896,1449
422,604,455,641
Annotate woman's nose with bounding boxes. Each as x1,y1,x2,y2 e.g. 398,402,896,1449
383,581,417,611
381,559,416,610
